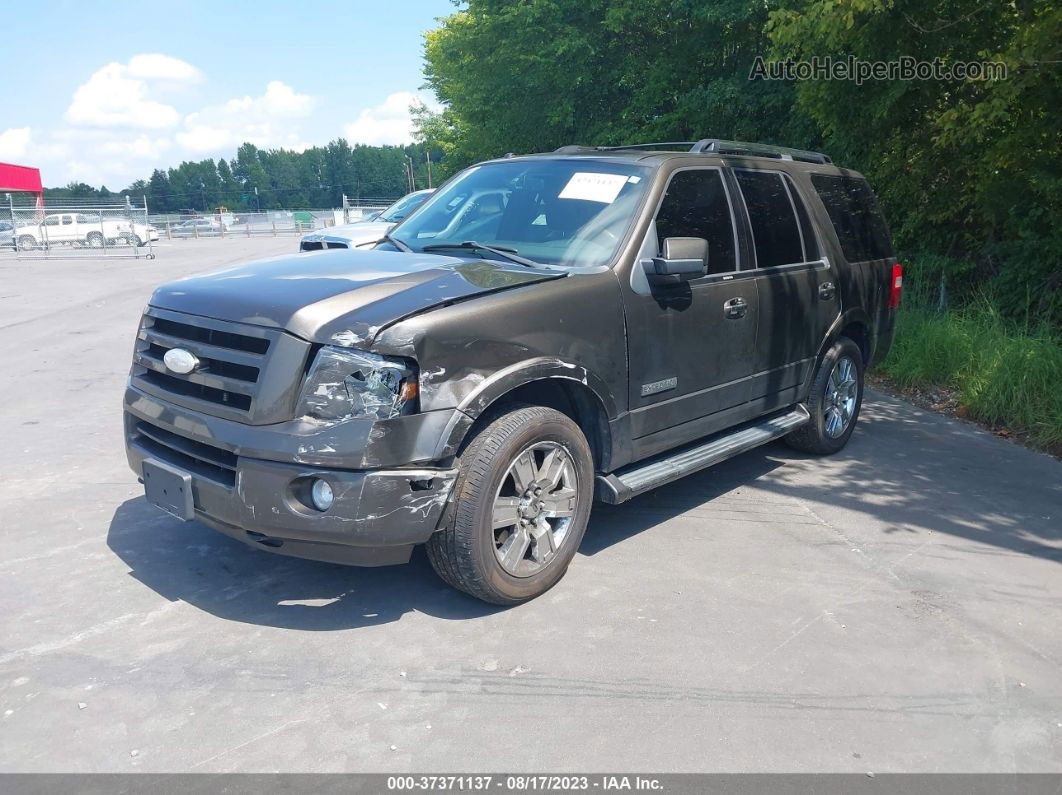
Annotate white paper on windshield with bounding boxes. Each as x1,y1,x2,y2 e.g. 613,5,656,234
558,172,629,203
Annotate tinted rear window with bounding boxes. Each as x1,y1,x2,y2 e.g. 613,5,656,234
811,174,893,262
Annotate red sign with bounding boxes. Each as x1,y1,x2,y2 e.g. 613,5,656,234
0,162,43,194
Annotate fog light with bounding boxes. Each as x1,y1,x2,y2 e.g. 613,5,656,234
310,479,334,511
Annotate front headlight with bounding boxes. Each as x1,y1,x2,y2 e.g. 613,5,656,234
296,346,418,422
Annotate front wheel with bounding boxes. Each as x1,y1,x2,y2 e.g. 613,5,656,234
426,405,594,605
786,336,864,455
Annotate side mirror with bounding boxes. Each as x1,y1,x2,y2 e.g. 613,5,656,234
645,237,708,281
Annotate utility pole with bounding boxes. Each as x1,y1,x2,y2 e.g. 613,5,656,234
426,150,432,189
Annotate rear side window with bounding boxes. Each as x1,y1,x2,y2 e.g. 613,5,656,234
654,169,737,275
735,170,808,268
811,174,893,262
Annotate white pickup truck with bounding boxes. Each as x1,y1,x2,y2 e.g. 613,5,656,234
14,213,158,250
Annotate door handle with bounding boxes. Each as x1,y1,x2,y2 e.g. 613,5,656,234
724,297,748,319
818,282,836,300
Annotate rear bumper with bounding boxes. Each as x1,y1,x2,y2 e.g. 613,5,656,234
124,390,459,567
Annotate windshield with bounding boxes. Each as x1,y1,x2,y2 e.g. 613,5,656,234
379,191,431,223
391,159,651,268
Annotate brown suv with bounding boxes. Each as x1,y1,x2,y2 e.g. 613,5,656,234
125,139,902,604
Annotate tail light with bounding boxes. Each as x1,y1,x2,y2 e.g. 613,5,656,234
888,263,903,309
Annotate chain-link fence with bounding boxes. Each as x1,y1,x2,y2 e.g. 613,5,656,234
5,196,156,259
1,197,398,258
146,203,391,240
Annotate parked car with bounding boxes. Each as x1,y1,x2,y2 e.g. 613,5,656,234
169,219,222,238
14,212,157,249
0,221,14,250
125,139,901,604
299,189,434,251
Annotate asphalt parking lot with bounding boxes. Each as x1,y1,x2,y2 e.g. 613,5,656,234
1,237,1060,773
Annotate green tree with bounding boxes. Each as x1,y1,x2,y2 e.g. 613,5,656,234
418,0,811,166
147,169,171,213
768,0,1062,323
233,143,270,210
216,158,239,208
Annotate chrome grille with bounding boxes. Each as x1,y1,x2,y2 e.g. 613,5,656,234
131,307,311,424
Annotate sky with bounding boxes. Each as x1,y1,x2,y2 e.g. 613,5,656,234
0,0,455,189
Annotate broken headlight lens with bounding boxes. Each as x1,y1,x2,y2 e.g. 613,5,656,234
297,347,418,422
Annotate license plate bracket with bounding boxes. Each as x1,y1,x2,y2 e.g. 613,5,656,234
143,458,194,521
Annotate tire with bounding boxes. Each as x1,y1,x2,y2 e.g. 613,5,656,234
426,404,594,605
786,336,864,455
17,235,37,251
86,232,104,248
132,235,144,247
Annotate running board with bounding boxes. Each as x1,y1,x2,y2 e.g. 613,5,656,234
595,406,810,504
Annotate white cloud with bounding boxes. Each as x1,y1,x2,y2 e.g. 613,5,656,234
65,54,201,129
125,53,201,82
0,127,31,160
22,129,172,187
32,57,439,188
177,80,315,153
343,91,439,146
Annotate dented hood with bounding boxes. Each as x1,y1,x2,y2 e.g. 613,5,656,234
149,248,563,345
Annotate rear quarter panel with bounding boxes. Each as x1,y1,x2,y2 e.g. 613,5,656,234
791,167,896,366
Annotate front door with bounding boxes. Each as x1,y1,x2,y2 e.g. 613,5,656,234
621,167,759,442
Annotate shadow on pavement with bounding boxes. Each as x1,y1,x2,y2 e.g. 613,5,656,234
108,391,1061,631
107,497,500,631
759,394,1062,564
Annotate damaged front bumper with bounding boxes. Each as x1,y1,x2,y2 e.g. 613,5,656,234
123,386,460,566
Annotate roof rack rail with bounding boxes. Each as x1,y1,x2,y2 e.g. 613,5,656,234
553,139,832,164
599,142,699,152
690,139,832,164
553,142,698,153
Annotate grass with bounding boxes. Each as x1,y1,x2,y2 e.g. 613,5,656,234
879,298,1062,450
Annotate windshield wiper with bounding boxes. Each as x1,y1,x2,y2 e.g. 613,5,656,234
421,240,541,268
354,233,411,252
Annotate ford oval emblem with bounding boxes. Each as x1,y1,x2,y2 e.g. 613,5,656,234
163,348,199,375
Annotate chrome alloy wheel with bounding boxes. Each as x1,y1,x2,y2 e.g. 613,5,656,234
491,441,579,577
824,355,858,438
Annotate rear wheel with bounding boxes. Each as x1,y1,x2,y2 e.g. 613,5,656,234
85,231,104,248
17,235,37,251
786,336,864,455
426,405,593,605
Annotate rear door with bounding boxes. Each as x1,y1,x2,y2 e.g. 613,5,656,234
731,167,839,404
622,166,759,439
